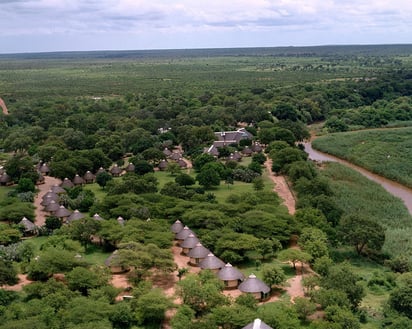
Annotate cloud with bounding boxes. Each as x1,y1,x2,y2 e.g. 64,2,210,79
0,0,411,52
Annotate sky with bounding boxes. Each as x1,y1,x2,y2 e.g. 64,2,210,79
1,0,411,54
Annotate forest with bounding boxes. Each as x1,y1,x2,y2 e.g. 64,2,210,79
0,45,412,329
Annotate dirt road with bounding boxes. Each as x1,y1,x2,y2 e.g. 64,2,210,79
0,97,9,115
34,176,62,227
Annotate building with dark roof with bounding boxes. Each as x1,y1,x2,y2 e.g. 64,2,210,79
217,263,245,289
238,274,270,300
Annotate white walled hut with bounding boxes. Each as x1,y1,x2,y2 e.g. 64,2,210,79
238,274,270,301
175,226,195,244
217,263,245,289
180,233,199,255
170,220,184,234
199,253,226,273
188,243,210,266
242,319,273,329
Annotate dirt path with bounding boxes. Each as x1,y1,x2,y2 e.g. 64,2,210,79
34,176,62,227
264,158,296,215
1,274,33,291
0,97,9,115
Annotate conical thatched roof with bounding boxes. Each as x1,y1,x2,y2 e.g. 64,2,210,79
67,210,85,222
96,167,106,175
51,184,66,194
117,216,125,226
93,213,104,221
180,234,199,249
242,319,273,329
251,143,263,153
218,263,245,281
39,163,50,174
238,274,270,294
158,159,168,170
177,158,187,168
188,243,210,259
18,217,37,232
41,194,59,207
169,152,182,161
73,174,85,185
61,178,74,188
54,205,72,218
242,146,253,155
0,173,11,183
163,148,172,157
45,200,60,213
110,164,122,175
125,163,135,172
42,190,58,201
199,253,225,271
175,226,195,240
83,171,96,182
170,220,184,234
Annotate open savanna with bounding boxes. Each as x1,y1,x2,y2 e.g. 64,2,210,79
320,162,412,258
313,127,412,188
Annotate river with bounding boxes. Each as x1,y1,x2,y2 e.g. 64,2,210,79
303,141,412,215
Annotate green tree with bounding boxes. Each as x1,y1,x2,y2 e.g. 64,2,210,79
0,259,18,285
175,173,195,187
252,176,264,191
261,264,286,287
66,266,109,296
277,248,312,271
196,168,221,189
293,297,316,321
166,162,181,175
134,289,172,325
338,215,385,255
299,227,329,261
96,171,113,189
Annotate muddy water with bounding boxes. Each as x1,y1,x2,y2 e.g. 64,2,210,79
303,142,412,215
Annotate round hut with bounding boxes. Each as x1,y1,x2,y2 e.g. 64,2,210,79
238,274,270,300
169,152,182,161
73,174,85,186
41,193,59,207
0,173,12,186
125,163,135,173
199,253,225,273
117,216,125,226
93,213,104,221
96,167,106,175
18,217,38,236
45,200,60,213
105,250,129,274
83,171,96,184
110,164,122,177
188,243,210,266
180,233,199,255
242,319,273,329
217,263,245,289
170,220,184,234
51,184,66,194
54,205,72,222
39,163,50,175
163,148,172,157
175,226,195,244
61,178,74,189
158,159,168,171
177,158,187,168
241,146,253,156
67,210,85,223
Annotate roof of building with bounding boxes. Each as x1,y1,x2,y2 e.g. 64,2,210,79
54,205,72,218
175,226,195,240
218,263,245,281
238,274,270,294
18,217,37,232
242,319,273,329
171,220,184,234
67,210,85,222
199,253,226,270
180,234,199,249
188,243,210,258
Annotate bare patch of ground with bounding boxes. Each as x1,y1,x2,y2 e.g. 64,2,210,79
264,158,296,215
0,97,9,115
1,274,33,291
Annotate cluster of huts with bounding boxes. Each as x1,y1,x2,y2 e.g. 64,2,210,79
171,220,271,301
158,148,188,171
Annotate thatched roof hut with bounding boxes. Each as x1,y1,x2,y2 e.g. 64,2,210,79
96,167,106,175
238,274,270,300
241,146,253,156
163,148,172,157
41,193,59,207
158,159,168,171
169,152,182,161
175,226,195,243
67,210,85,223
54,205,72,220
93,213,104,221
177,158,187,168
242,319,273,329
18,217,38,236
45,200,60,213
199,253,225,273
117,216,125,226
218,263,245,289
51,184,66,194
73,174,85,186
125,163,135,173
110,164,122,177
105,250,129,274
170,220,184,234
251,143,263,153
61,178,74,188
39,163,50,175
188,243,210,266
180,234,199,255
83,171,96,184
0,173,12,186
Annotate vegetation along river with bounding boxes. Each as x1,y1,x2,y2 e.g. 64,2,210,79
303,141,412,215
